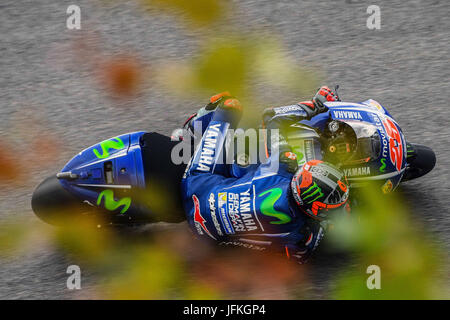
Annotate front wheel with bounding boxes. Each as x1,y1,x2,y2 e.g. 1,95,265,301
402,143,436,182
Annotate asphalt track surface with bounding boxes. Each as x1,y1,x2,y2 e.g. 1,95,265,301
1,0,449,299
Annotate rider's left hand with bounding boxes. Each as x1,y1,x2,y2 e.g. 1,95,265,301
183,91,237,135
206,91,233,110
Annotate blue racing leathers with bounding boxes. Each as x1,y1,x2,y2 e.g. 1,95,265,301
181,104,324,264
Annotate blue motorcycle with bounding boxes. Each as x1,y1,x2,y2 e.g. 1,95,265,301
31,99,435,225
285,99,436,192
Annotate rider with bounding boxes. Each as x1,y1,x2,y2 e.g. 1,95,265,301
181,87,349,263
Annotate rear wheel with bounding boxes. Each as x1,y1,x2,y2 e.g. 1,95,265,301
31,175,94,225
402,143,436,182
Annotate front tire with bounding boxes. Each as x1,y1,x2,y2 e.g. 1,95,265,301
402,143,436,182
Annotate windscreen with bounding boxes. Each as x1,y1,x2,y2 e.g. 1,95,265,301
342,121,381,162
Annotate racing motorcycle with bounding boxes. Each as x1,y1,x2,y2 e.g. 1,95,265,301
284,98,436,192
31,98,436,225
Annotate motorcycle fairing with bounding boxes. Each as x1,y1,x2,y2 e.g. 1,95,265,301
58,132,146,211
292,101,407,190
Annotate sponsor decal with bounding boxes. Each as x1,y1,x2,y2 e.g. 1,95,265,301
379,158,387,173
182,156,193,179
258,188,292,225
218,241,266,251
373,114,389,159
381,179,394,194
274,104,303,114
332,110,363,120
197,123,222,172
226,189,259,232
218,192,234,234
304,140,315,161
208,193,223,236
93,137,125,159
382,118,404,172
192,195,216,240
96,190,131,214
301,182,324,204
291,140,316,166
364,99,384,112
343,166,371,177
313,227,324,251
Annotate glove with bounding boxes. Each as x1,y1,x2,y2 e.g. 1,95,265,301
286,220,324,264
183,91,237,135
313,86,339,105
218,96,242,112
206,91,232,110
280,151,298,174
210,93,243,128
299,86,340,118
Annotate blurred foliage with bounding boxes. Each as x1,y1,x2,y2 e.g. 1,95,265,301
48,215,303,299
0,0,447,301
0,108,63,186
0,221,29,256
46,30,149,101
158,35,317,103
99,54,147,99
0,145,20,182
329,183,447,299
139,0,226,27
0,217,51,259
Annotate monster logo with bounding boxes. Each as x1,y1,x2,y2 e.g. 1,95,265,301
258,188,291,225
96,190,131,214
301,182,324,204
93,137,125,159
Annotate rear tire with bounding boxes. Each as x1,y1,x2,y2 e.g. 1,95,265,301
402,143,436,182
31,175,93,225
